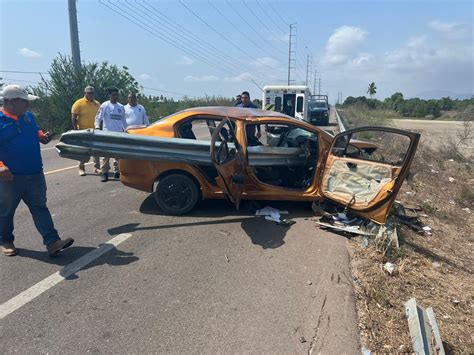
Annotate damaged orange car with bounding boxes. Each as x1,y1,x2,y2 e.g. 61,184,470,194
57,107,420,224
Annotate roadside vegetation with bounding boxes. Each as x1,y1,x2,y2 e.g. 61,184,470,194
27,55,246,134
339,92,474,119
339,103,473,353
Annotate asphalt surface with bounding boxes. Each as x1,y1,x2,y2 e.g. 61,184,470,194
0,121,360,353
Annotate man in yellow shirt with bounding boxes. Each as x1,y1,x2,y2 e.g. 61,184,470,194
71,86,101,176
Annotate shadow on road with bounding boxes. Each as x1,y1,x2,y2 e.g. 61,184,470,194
16,246,138,277
108,196,315,249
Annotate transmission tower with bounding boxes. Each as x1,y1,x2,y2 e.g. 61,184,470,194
305,54,313,87
287,24,296,85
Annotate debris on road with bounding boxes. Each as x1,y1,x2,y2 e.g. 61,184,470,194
307,281,312,285
299,336,307,343
225,254,230,262
255,206,295,227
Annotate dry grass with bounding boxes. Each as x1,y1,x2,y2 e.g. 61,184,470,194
347,111,474,353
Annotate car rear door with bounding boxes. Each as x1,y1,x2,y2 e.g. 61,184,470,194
319,126,420,224
210,118,246,208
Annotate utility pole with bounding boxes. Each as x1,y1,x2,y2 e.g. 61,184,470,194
305,54,313,87
287,24,296,85
68,0,81,71
313,69,317,94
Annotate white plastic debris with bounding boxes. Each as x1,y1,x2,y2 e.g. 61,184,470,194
362,237,369,249
430,169,439,174
462,207,471,214
448,159,454,162
383,262,396,275
448,177,455,182
432,262,441,268
449,200,455,205
422,226,432,236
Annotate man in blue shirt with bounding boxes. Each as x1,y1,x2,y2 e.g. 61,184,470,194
0,85,74,256
236,91,262,145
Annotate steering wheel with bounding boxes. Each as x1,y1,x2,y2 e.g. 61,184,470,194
211,118,237,166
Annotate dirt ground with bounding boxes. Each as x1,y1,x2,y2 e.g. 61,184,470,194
338,109,473,353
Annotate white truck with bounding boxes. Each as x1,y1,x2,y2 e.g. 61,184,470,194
262,85,311,121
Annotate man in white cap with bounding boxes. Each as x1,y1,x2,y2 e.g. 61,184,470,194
71,86,101,176
0,84,74,256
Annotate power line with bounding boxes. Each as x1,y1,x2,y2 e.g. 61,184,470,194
255,0,289,37
267,0,289,27
127,0,246,77
208,0,285,65
0,77,41,84
178,0,279,72
138,0,271,80
0,70,49,75
142,86,197,98
100,0,241,78
240,0,288,52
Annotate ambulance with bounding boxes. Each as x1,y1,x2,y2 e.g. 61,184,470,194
262,85,311,121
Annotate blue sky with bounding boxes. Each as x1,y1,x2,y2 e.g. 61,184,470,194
1,0,473,103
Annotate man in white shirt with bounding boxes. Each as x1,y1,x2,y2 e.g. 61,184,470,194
124,92,149,127
94,87,127,182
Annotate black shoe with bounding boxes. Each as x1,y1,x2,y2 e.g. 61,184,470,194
101,173,108,182
114,172,120,179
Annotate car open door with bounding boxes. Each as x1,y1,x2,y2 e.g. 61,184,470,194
210,118,246,209
319,126,420,224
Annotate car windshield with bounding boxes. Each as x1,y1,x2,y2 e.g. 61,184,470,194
309,102,327,109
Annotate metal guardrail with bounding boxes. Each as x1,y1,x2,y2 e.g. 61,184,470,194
334,107,348,132
405,298,445,355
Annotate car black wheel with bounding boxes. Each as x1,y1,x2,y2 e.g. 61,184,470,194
154,173,199,215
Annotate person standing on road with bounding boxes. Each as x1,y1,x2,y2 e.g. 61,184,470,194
94,87,127,182
124,92,149,127
71,86,101,176
0,85,74,257
234,94,242,107
236,91,262,142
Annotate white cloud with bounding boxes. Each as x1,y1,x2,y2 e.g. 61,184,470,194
223,72,253,82
139,73,151,80
249,57,280,69
178,55,195,66
428,20,470,39
18,47,41,58
322,26,368,66
184,75,219,82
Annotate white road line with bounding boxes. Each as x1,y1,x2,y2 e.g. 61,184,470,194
44,162,93,175
0,233,133,321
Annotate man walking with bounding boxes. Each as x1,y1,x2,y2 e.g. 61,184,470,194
124,92,149,127
95,87,127,182
0,85,74,256
71,86,101,176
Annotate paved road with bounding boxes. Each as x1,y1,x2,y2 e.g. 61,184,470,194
0,141,360,353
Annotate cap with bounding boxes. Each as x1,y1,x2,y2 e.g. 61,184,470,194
84,86,95,93
0,84,39,101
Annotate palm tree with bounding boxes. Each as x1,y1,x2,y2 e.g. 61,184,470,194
367,82,377,99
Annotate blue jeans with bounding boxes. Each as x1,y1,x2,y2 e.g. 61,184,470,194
0,172,60,246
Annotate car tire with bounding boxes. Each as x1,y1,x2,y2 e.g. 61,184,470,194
154,173,199,215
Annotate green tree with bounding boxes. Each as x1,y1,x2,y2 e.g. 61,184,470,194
367,82,377,99
31,54,140,133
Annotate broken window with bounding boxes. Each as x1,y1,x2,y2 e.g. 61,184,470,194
245,123,319,189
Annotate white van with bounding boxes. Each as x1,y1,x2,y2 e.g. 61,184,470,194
262,85,311,121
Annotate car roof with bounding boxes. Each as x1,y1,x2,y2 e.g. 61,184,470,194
179,106,292,120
